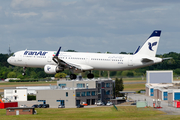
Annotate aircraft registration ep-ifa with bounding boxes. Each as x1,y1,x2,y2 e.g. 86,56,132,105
7,30,167,79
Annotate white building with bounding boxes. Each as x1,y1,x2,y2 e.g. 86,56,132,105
16,86,55,95
4,89,27,101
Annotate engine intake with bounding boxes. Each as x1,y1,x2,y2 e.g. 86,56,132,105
44,65,64,74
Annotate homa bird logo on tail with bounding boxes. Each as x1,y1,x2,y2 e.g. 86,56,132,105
148,42,157,51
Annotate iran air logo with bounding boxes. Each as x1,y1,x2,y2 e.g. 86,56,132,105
148,42,157,51
53,52,60,56
47,66,51,71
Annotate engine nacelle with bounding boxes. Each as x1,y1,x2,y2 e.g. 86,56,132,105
44,65,64,74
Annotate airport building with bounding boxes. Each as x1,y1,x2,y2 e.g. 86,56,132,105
145,70,180,105
36,78,114,108
4,89,27,102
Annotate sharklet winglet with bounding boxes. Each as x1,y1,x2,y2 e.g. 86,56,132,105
55,47,61,57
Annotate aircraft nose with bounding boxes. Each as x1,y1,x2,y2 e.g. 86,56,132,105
7,57,11,64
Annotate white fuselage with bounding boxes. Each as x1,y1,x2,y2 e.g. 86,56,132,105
7,50,162,72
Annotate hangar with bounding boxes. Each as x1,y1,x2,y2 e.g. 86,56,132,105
145,70,180,105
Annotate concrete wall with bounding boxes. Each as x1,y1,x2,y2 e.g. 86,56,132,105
154,89,157,98
159,91,162,100
146,70,173,83
168,93,173,102
157,89,160,99
146,87,149,96
36,89,76,108
57,80,96,89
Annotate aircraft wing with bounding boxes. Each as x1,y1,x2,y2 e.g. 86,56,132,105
53,47,93,71
65,61,94,71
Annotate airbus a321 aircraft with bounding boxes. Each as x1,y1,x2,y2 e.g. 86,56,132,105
8,30,165,79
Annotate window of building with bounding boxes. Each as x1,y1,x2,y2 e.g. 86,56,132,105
87,91,91,96
15,90,17,93
81,92,86,96
106,83,110,88
23,109,30,112
59,84,66,88
66,92,68,97
91,91,96,96
9,109,14,112
106,90,110,95
76,92,81,97
77,83,85,88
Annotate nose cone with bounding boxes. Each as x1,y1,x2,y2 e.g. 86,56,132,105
7,57,11,64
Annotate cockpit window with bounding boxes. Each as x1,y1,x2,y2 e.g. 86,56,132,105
12,54,15,57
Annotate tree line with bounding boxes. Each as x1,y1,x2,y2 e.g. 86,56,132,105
0,52,180,79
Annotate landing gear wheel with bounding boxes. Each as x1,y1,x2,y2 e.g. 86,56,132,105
70,74,77,80
87,73,94,79
22,72,26,76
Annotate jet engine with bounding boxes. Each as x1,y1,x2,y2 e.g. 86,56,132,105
44,65,64,74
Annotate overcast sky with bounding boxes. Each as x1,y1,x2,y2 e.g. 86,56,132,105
0,0,180,54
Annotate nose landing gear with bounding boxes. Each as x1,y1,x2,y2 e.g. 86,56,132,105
22,67,26,76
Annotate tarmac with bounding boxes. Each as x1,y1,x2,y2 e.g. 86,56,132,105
128,93,180,115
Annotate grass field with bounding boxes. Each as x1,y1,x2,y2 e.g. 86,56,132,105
0,81,57,87
124,83,145,91
0,106,180,120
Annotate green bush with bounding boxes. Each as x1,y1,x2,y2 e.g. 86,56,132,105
137,89,146,93
9,79,38,82
28,95,36,100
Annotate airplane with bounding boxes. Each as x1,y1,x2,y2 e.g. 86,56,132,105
7,30,165,80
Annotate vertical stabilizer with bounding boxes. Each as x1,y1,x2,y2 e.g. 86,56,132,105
135,30,161,57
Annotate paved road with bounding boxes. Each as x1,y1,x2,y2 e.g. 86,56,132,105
129,94,180,115
124,82,146,84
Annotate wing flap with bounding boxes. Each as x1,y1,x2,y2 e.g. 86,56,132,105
66,62,93,71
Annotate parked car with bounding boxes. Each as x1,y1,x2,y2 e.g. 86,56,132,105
106,102,113,106
58,105,65,108
82,102,88,106
97,102,104,106
2,98,11,102
42,104,49,108
37,104,44,108
131,103,136,105
20,104,27,107
77,104,84,108
32,104,38,108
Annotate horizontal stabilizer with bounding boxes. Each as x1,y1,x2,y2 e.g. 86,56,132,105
141,58,154,63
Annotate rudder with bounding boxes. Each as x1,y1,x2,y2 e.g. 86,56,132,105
134,30,161,57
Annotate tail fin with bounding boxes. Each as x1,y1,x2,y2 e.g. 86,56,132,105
134,30,161,57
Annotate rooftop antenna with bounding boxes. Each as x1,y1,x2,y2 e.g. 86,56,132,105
8,44,12,56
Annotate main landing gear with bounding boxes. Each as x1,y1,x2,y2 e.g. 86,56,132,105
87,73,94,79
70,74,77,80
69,71,94,80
